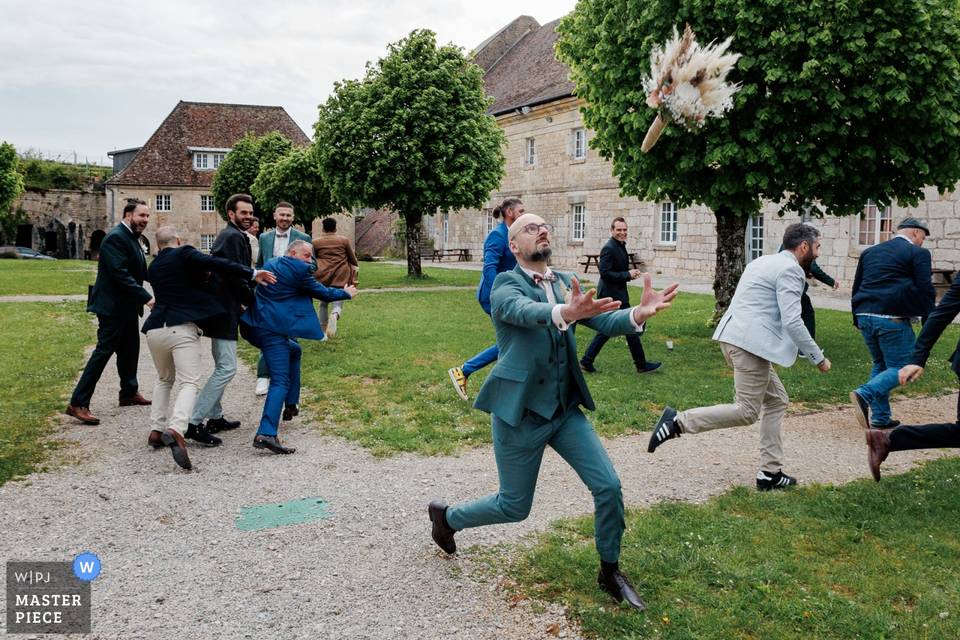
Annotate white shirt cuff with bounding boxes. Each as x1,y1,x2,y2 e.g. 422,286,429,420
552,304,570,331
628,307,645,332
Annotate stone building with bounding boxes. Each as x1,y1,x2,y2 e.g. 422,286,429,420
105,101,311,253
12,184,108,259
437,16,960,286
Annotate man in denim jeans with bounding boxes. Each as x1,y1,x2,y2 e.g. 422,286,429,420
850,217,936,429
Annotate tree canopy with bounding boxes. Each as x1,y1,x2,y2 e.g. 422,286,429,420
0,142,25,244
211,131,294,221
314,29,506,275
557,0,960,313
251,147,337,227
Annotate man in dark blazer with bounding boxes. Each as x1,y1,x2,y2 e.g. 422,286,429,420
862,276,960,480
241,240,356,455
142,226,276,470
580,217,660,374
66,199,155,425
188,194,257,436
850,217,936,429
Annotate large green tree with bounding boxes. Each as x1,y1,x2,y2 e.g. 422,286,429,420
251,147,337,227
314,29,506,276
211,131,294,222
557,0,960,317
0,142,25,244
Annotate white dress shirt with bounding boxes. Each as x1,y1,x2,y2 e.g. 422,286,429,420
518,266,643,332
273,229,291,259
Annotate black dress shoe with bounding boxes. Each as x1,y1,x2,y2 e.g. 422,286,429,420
580,360,597,373
850,391,870,430
282,404,300,421
253,435,296,454
428,500,457,554
871,419,901,430
206,416,240,433
637,361,662,374
185,423,222,447
160,429,192,470
598,569,646,611
648,407,680,453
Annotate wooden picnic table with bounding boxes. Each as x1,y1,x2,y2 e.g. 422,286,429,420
430,248,472,262
579,253,645,273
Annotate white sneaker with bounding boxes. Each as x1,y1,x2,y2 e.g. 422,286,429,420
326,311,339,337
255,377,270,396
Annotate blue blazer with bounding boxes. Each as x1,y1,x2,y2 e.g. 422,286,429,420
476,222,517,315
851,236,935,322
240,256,351,341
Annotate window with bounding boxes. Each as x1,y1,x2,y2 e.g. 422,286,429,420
424,214,436,239
572,128,586,160
155,194,171,212
659,202,678,244
193,153,209,170
525,137,536,167
858,200,893,246
746,214,764,262
442,212,449,247
200,234,215,253
200,195,215,212
212,153,226,168
571,203,586,242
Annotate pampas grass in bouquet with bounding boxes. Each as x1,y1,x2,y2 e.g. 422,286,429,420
641,24,742,152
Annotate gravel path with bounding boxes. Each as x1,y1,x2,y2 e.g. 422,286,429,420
0,329,956,639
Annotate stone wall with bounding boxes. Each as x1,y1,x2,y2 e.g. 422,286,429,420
14,188,108,258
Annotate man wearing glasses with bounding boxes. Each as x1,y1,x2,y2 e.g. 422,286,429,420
428,213,679,612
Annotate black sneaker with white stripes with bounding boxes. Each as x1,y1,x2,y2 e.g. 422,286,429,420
648,407,681,453
756,470,797,491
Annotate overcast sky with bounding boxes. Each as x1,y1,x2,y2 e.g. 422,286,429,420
0,0,576,165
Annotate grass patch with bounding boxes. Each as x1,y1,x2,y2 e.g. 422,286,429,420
0,302,95,485
241,289,959,456
0,259,96,296
496,456,960,639
357,262,479,288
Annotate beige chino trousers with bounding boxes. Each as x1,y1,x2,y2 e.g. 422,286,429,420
146,323,203,435
675,342,789,473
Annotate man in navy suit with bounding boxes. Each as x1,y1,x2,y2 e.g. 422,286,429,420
448,198,523,400
850,217,936,429
241,240,357,454
143,226,276,470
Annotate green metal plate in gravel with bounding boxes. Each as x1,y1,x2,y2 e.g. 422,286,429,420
236,497,330,531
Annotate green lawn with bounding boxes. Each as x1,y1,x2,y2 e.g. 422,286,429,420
495,456,960,639
242,289,959,456
0,259,96,295
357,261,479,288
0,302,94,485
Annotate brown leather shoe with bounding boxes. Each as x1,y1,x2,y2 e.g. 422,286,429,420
147,430,164,449
866,428,891,482
428,501,457,554
119,393,151,407
66,405,100,425
160,429,192,470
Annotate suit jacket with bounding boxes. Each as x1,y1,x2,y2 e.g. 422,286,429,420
204,222,255,340
87,222,152,317
313,233,358,287
476,222,517,315
713,250,823,367
852,235,935,322
473,266,640,427
257,227,313,267
596,237,633,304
241,256,352,342
142,245,254,334
910,277,960,375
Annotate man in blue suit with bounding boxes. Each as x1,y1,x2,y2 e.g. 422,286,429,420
447,198,523,400
850,217,936,430
241,240,356,454
429,213,679,612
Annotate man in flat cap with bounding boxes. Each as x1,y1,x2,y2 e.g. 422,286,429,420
850,217,936,429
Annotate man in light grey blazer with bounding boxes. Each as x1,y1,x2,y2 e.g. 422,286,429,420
648,223,832,490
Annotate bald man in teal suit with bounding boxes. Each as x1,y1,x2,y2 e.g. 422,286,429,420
428,213,678,612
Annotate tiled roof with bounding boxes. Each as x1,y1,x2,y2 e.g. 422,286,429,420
483,18,574,116
107,101,310,187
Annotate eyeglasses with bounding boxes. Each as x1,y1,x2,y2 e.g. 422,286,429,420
520,223,554,235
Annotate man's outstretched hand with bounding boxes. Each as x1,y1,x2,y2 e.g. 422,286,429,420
632,274,679,325
560,277,621,323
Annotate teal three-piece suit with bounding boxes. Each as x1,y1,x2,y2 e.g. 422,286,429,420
445,265,642,563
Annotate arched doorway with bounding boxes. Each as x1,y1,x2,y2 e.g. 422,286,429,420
89,229,106,261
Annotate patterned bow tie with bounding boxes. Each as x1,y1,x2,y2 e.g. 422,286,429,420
276,232,287,238
532,271,557,285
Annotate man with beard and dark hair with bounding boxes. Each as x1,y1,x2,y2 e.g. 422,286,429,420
428,213,679,612
648,223,832,491
188,193,257,436
66,199,155,425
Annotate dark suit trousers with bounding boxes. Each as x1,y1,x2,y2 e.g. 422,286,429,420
800,292,816,339
889,382,960,451
581,331,647,369
70,312,140,406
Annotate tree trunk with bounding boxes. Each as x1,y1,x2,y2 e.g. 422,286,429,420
404,212,423,277
712,207,748,324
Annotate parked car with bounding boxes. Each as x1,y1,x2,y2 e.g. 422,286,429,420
0,246,58,260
